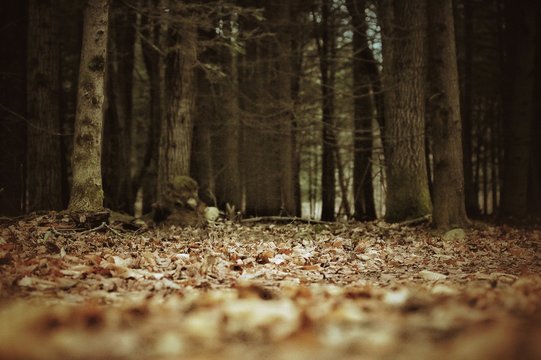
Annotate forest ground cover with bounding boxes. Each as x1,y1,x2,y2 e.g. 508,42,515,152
0,214,540,360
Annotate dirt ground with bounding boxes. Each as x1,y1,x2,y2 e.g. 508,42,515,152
1,213,540,359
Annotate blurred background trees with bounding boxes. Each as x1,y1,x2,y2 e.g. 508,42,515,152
1,0,540,228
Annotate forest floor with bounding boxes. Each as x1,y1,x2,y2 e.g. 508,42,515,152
0,214,540,360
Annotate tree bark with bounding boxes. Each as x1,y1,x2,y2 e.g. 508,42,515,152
500,0,536,218
346,0,377,221
0,1,26,215
318,0,337,221
26,0,63,212
426,0,469,229
68,0,109,212
271,0,298,216
380,0,432,222
191,39,215,206
214,16,242,210
460,0,479,217
157,13,197,203
102,0,136,214
139,0,164,214
241,12,282,217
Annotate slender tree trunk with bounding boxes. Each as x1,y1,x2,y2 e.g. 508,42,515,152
272,1,298,216
26,0,63,212
426,0,469,229
102,0,136,213
157,15,197,203
381,0,431,222
0,1,26,215
68,0,109,212
461,0,479,217
291,15,303,217
347,0,377,221
500,0,536,218
318,0,337,221
214,16,242,210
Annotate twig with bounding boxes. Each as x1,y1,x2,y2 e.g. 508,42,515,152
397,215,431,227
80,222,106,235
104,223,123,238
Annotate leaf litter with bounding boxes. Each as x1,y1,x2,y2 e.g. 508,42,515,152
0,214,540,359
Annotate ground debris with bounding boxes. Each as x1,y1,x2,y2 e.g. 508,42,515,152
0,214,540,359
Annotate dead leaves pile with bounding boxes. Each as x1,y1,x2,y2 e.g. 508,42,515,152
0,215,540,359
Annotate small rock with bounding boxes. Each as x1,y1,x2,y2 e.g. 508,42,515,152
419,270,447,281
443,228,466,242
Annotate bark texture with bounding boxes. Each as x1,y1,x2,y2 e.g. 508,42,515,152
26,0,63,212
68,0,109,212
427,0,469,229
381,0,431,222
241,9,282,217
271,0,298,216
214,17,242,210
139,0,164,213
157,17,197,204
319,0,337,221
103,0,136,213
346,0,377,221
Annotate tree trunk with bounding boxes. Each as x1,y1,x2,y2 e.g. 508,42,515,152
191,40,215,206
214,16,242,210
139,0,164,214
346,0,377,221
157,16,197,203
381,0,431,222
460,0,479,217
500,1,536,218
269,1,298,216
318,0,337,222
426,0,469,229
0,1,26,215
529,17,541,213
241,14,282,217
26,0,63,212
68,0,109,212
102,0,136,214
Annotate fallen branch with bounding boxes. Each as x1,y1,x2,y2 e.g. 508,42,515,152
51,222,123,237
241,216,333,225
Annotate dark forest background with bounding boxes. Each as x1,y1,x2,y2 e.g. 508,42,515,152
1,0,540,229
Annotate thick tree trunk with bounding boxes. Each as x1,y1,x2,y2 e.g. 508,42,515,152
26,0,63,212
242,15,282,217
157,18,197,203
103,0,136,214
426,0,469,229
0,1,26,215
319,0,337,222
381,0,431,222
68,0,109,212
271,1,298,216
529,18,541,213
191,50,215,206
500,1,536,218
139,0,164,214
346,0,377,221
